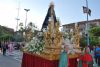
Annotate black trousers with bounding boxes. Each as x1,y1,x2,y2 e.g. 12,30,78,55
95,56,100,66
3,49,6,55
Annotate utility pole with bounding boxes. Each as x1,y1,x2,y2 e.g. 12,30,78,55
24,9,30,42
85,0,90,46
16,18,20,31
16,0,20,31
24,9,30,30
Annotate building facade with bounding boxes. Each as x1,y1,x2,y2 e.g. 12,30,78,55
62,19,100,36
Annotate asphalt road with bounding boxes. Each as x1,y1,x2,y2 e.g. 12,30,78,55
0,53,21,67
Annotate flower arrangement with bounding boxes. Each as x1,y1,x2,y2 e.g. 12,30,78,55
24,32,45,54
63,39,81,55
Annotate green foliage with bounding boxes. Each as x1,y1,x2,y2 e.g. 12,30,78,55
80,35,99,47
80,26,100,47
0,25,14,41
89,26,100,36
89,26,100,45
0,34,13,41
89,36,99,46
13,33,24,42
18,22,39,42
80,37,87,47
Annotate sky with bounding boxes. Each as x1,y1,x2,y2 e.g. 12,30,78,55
0,0,100,31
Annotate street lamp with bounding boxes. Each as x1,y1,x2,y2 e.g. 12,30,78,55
24,9,30,42
85,0,90,46
24,9,30,30
16,0,20,31
83,0,91,46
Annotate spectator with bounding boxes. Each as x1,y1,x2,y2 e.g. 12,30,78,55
2,41,7,56
94,45,100,66
0,42,1,53
8,42,14,55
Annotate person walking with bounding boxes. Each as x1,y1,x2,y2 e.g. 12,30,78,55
2,42,7,56
8,42,14,55
94,45,100,66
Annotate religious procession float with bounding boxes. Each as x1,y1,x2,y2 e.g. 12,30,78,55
22,2,82,67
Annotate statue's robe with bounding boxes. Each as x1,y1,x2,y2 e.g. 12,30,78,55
59,50,69,67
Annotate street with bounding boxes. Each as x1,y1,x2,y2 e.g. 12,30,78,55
0,50,22,67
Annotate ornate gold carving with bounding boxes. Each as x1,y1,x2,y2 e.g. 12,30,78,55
25,29,33,42
43,18,62,60
72,23,80,47
44,21,62,47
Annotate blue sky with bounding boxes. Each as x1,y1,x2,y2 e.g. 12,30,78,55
0,0,100,31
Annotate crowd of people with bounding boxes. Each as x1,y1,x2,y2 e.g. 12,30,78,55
59,45,100,67
0,41,14,56
0,41,24,56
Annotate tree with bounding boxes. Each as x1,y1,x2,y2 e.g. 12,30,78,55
12,22,25,42
89,26,100,36
89,36,99,46
0,25,14,41
19,22,24,32
80,36,87,47
80,26,100,47
89,26,100,46
25,22,38,42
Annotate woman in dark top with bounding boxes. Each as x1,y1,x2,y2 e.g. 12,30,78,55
2,42,7,56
